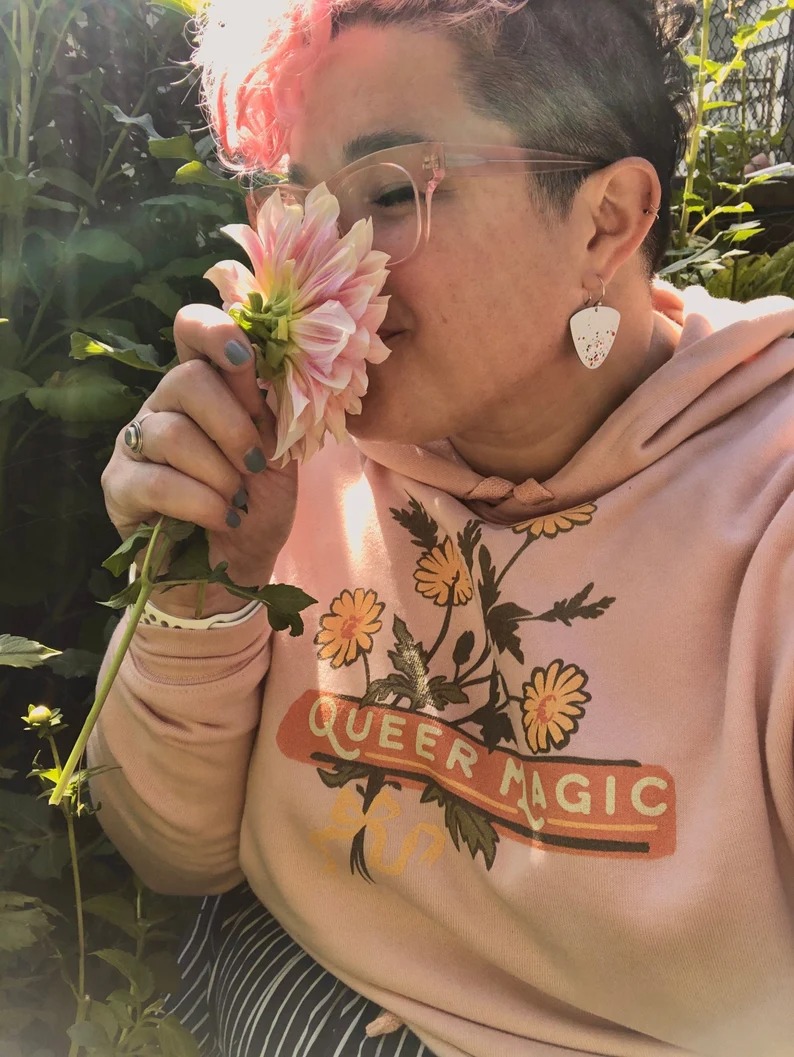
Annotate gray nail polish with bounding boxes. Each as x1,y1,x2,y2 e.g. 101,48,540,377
244,447,267,473
225,339,252,366
225,508,242,529
232,486,248,509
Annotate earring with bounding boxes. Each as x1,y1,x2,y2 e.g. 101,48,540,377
569,276,621,370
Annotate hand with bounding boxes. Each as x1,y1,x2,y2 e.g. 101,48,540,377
101,304,298,616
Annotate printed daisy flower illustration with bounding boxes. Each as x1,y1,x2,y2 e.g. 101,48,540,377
520,659,591,754
512,502,597,539
315,588,384,668
414,538,473,607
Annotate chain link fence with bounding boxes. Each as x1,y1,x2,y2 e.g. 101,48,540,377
695,0,794,252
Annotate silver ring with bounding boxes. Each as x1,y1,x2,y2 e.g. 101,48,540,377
123,412,155,458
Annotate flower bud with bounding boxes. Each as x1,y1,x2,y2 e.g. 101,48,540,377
26,704,53,727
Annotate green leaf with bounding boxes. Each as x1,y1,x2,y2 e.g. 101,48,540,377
102,526,154,577
100,580,143,610
28,195,79,213
36,166,97,206
103,105,162,140
87,1002,120,1045
64,229,144,270
45,648,103,678
33,125,62,159
26,365,139,424
174,161,242,193
148,0,201,15
0,367,35,402
0,893,53,952
702,100,738,112
148,134,199,161
132,281,183,320
158,1015,202,1057
0,170,35,214
83,894,139,939
67,1020,111,1049
70,331,167,373
93,949,155,1002
0,634,61,668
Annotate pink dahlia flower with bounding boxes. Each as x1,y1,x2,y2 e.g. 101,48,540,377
204,183,392,465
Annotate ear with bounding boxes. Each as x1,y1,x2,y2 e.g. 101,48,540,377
576,157,662,282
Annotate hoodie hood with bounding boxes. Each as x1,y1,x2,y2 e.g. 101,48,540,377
354,281,794,525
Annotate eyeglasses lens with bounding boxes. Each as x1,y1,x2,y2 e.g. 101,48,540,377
334,162,420,265
251,163,421,266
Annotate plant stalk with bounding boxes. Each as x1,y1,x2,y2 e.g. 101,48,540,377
49,736,88,1057
677,0,713,248
49,518,170,806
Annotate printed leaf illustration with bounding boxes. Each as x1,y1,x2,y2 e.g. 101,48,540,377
362,616,467,711
421,783,499,869
477,545,500,613
452,630,475,668
467,705,516,752
457,520,482,573
466,664,516,751
486,601,532,664
390,497,440,552
535,582,616,627
316,760,375,790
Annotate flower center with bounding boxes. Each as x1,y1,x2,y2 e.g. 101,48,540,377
341,615,361,640
536,693,556,723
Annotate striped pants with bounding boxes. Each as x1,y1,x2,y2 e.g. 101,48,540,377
163,883,434,1057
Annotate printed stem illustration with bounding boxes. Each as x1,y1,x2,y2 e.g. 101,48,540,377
495,535,533,589
426,592,455,663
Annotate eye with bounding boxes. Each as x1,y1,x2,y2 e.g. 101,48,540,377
371,183,415,209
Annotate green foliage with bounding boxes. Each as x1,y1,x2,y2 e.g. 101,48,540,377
0,0,248,1052
663,0,794,295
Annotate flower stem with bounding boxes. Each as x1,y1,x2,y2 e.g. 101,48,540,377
49,518,169,806
49,736,88,1057
677,0,712,248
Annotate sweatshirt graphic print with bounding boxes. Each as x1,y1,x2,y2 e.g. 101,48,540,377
277,495,675,883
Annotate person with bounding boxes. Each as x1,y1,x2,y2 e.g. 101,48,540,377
87,1,794,1055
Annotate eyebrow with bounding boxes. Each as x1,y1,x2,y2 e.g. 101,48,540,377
287,129,428,185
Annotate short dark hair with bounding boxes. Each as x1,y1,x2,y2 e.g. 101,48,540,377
336,0,697,276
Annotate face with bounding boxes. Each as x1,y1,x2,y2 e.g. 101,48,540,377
287,23,588,448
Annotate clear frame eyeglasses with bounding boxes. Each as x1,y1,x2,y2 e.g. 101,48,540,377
245,142,607,267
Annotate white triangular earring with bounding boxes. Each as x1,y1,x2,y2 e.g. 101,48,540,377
570,276,621,370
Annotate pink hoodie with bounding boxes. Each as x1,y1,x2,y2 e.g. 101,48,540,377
89,282,794,1057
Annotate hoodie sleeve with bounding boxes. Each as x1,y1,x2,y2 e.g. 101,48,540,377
87,608,273,895
731,482,794,857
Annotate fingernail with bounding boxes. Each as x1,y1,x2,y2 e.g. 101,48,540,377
244,447,267,473
232,486,248,508
225,339,252,366
225,508,242,528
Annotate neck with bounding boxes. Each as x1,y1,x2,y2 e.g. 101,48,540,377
450,305,679,485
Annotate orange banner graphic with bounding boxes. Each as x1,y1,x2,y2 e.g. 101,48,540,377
277,691,676,859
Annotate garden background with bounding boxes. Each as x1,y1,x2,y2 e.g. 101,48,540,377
1,0,793,1054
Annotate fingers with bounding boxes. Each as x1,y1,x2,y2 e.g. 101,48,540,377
145,359,272,475
105,457,244,538
172,302,269,425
